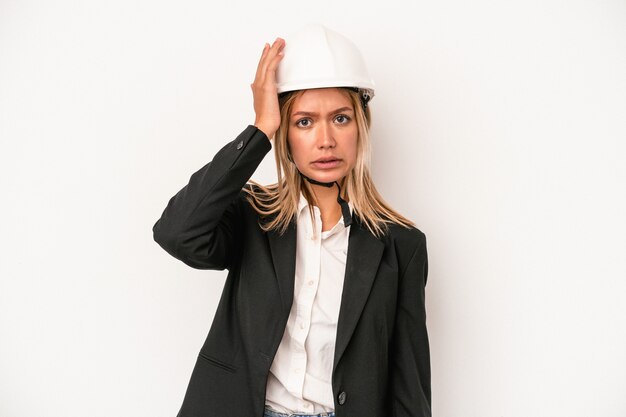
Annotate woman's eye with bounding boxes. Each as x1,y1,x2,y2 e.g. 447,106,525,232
334,114,351,124
296,118,312,128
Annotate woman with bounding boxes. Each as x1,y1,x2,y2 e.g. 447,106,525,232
153,25,431,417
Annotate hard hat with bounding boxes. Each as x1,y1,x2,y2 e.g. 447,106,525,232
276,24,375,106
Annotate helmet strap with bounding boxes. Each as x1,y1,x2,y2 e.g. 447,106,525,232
301,174,353,227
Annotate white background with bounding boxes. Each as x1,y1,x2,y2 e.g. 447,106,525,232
1,0,625,416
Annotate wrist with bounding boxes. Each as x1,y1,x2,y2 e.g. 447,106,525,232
254,122,276,140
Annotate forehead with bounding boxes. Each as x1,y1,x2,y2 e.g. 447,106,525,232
291,88,353,112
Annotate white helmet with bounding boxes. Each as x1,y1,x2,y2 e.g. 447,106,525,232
276,24,375,106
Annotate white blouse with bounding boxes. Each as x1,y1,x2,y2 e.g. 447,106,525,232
264,193,352,414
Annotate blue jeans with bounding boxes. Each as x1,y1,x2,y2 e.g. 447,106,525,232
264,405,336,417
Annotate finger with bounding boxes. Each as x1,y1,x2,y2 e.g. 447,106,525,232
265,48,284,76
265,40,285,76
254,43,270,82
258,38,285,82
260,42,285,91
254,40,278,84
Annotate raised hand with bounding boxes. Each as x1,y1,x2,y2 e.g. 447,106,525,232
251,37,285,140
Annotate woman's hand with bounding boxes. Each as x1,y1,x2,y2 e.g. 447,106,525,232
251,37,285,140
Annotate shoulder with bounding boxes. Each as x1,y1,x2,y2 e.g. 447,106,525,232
384,222,426,248
381,222,427,268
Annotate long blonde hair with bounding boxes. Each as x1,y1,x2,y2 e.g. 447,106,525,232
244,87,414,237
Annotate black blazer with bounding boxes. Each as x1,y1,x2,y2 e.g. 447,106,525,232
152,125,431,417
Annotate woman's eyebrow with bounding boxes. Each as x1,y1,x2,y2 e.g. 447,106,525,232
292,107,354,117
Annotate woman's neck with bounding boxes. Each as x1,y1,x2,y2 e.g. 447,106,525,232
310,182,344,232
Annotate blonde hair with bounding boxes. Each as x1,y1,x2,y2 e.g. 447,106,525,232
244,87,414,237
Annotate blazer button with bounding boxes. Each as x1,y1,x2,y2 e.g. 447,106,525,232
236,140,244,150
337,391,346,405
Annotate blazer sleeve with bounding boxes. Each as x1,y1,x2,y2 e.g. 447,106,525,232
152,125,272,270
390,232,431,417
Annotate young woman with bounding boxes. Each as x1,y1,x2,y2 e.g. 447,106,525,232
153,25,431,417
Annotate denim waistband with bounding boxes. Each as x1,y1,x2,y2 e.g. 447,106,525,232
264,405,336,417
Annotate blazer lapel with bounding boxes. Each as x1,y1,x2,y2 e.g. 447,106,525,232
333,216,384,373
267,222,297,315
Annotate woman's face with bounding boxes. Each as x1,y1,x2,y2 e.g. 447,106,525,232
287,88,358,185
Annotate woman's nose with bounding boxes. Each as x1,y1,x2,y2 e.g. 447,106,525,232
316,123,336,148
